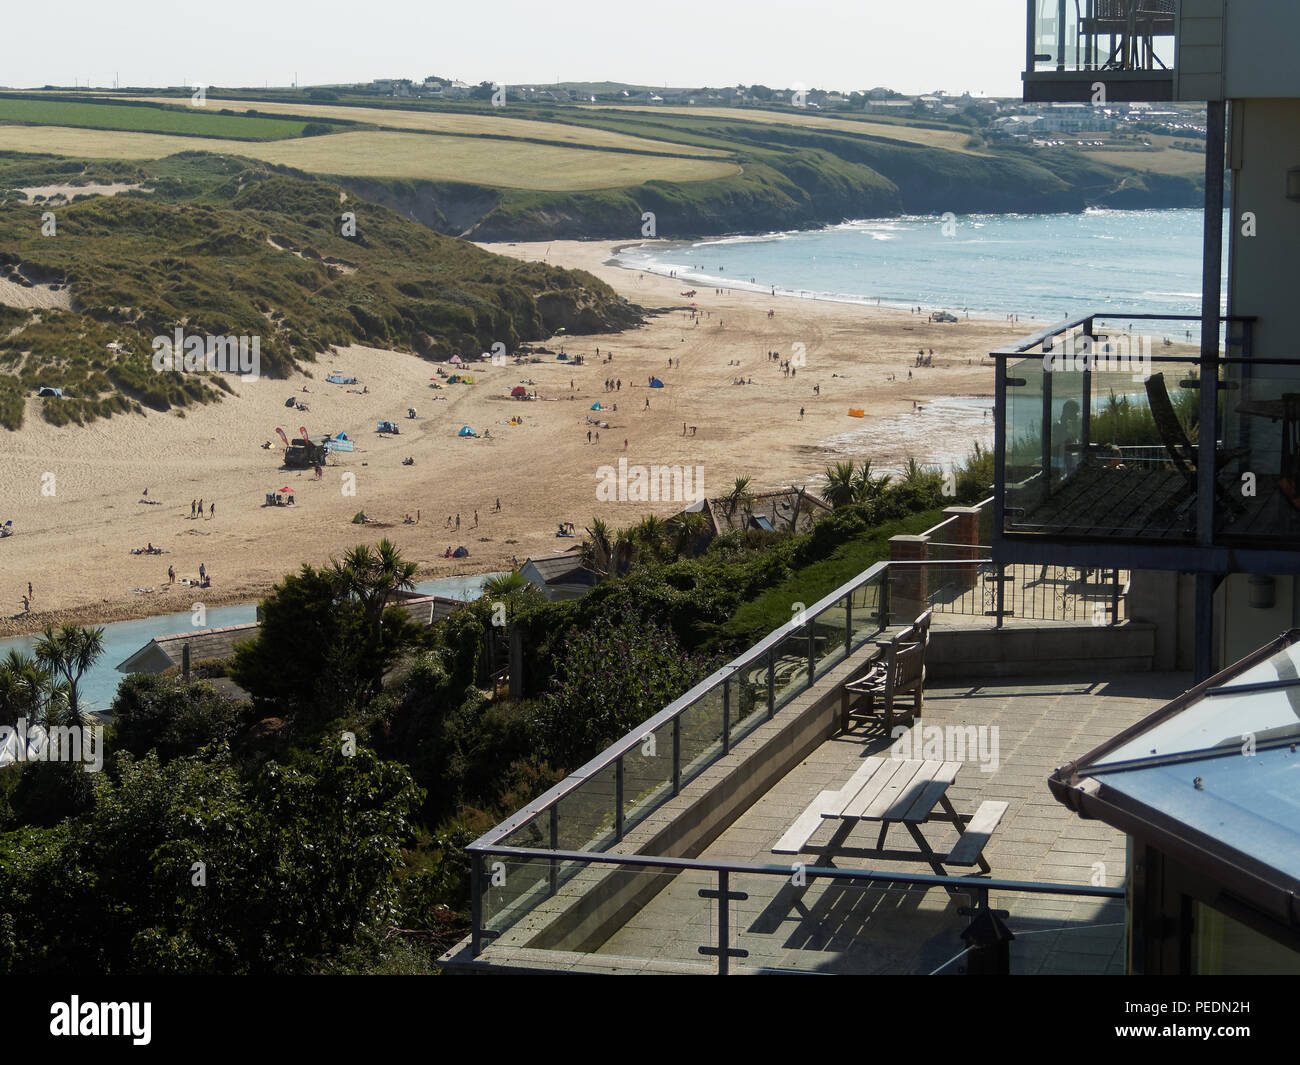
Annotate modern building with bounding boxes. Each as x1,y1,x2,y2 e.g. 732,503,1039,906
1049,629,1300,973
1000,0,1300,681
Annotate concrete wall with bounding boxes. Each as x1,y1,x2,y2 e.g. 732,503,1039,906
1228,98,1300,368
1219,573,1297,666
926,621,1157,679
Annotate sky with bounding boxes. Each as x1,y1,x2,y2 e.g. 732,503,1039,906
1,0,1028,97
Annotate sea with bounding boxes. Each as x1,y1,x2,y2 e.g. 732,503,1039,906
615,208,1220,323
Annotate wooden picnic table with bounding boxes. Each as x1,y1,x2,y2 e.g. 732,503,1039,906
774,756,1007,884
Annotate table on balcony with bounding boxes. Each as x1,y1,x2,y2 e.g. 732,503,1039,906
773,756,1006,885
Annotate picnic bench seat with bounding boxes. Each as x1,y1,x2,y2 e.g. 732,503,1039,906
772,757,884,855
943,800,1008,869
840,610,931,734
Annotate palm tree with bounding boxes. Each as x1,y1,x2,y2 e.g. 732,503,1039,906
480,570,544,615
0,649,46,726
583,518,614,579
822,461,858,508
331,539,418,640
851,459,891,502
722,476,755,526
34,624,105,726
635,514,667,560
670,511,709,559
612,527,638,575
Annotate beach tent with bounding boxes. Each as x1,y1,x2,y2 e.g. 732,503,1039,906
452,546,469,558
590,402,604,410
285,396,297,407
36,386,63,397
649,378,665,388
457,425,476,437
449,354,463,365
511,385,528,397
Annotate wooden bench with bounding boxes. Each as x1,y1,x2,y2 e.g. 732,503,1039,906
840,610,931,734
772,757,884,855
943,800,1008,871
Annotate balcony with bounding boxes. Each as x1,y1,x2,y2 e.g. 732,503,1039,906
1025,0,1177,102
442,559,1171,974
993,313,1300,572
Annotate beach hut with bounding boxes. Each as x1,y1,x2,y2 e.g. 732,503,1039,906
649,378,665,388
510,385,528,398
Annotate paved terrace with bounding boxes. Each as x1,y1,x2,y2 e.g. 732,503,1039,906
533,672,1188,974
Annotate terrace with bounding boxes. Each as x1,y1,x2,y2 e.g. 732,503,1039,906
440,554,1174,975
992,313,1300,574
1024,0,1178,102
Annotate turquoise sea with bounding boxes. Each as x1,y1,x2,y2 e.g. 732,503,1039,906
616,208,1222,322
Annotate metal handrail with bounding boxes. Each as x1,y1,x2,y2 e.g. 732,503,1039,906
473,843,1126,898
471,556,986,849
470,558,890,847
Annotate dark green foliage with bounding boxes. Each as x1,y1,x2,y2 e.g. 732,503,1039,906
108,674,250,762
0,743,421,973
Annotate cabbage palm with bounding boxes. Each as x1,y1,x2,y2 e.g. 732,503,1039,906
34,624,105,727
0,649,46,726
583,518,614,579
331,538,418,638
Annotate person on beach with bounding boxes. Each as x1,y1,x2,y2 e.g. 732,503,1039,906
494,498,501,512
799,407,805,419
209,503,215,519
191,500,196,518
456,514,461,529
595,432,599,444
624,438,628,449
473,511,479,528
168,565,175,585
198,500,204,517
199,562,206,582
21,595,30,614
27,582,32,601
645,397,650,410
587,430,592,443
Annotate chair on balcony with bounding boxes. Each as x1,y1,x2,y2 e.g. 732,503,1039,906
840,610,931,735
1145,372,1248,517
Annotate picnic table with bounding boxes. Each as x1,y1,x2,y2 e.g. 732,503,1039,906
774,755,1007,887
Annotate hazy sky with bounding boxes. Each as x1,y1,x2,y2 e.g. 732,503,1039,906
3,0,1026,96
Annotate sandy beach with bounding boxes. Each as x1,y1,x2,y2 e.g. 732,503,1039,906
0,238,1032,636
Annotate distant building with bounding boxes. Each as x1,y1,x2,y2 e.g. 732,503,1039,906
519,550,599,602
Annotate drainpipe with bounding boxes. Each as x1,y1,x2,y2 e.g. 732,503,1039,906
1195,99,1226,683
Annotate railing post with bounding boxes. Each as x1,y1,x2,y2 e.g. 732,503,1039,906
549,806,559,896
1110,567,1121,626
806,621,815,690
844,592,853,656
470,853,483,957
996,561,1007,629
672,715,681,795
717,870,730,975
766,649,775,718
615,755,625,842
722,678,731,755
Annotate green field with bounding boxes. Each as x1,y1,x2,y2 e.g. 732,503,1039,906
0,96,332,140
0,126,738,190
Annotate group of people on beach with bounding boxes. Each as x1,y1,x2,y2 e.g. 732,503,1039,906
190,499,215,519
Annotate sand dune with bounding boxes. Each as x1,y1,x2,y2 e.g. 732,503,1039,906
0,240,1028,635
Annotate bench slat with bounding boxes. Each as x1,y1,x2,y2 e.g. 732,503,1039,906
944,800,1009,866
859,759,935,820
841,759,913,818
898,761,963,823
773,790,843,854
